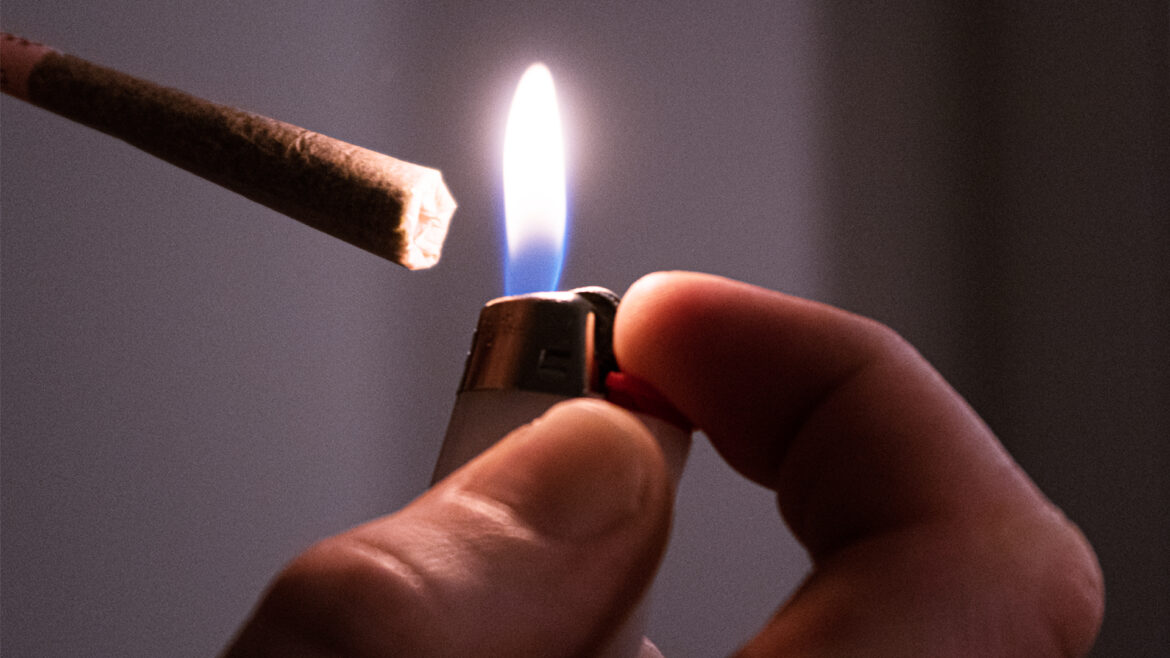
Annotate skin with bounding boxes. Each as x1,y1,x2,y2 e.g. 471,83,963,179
224,271,1104,657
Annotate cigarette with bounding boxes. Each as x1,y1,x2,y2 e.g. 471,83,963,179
1,33,454,270
435,287,692,657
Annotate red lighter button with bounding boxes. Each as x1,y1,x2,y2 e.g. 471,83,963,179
605,372,693,432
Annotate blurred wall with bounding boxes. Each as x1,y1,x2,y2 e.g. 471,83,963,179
817,5,1168,655
2,2,1165,656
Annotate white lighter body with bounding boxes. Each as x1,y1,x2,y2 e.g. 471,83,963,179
431,288,692,657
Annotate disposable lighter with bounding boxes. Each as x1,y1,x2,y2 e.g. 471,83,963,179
432,286,691,657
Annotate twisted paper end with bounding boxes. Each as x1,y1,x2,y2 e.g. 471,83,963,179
397,166,457,270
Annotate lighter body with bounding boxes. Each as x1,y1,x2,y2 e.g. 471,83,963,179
432,289,691,657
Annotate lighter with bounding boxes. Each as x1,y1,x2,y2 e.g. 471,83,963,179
432,286,692,656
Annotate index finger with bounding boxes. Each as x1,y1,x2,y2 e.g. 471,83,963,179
615,271,1103,655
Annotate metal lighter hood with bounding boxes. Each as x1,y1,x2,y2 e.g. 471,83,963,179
457,287,620,397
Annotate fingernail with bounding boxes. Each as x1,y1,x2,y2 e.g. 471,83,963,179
465,399,659,540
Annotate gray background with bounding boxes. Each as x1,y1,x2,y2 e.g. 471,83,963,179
2,2,1165,656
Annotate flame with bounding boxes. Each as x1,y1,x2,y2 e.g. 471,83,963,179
503,63,567,295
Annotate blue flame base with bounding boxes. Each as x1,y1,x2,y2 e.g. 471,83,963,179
505,246,564,296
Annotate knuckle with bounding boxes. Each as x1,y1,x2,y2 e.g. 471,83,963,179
854,314,918,363
1038,519,1105,656
978,508,1105,656
251,535,440,656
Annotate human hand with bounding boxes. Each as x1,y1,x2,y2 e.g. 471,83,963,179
224,271,1103,656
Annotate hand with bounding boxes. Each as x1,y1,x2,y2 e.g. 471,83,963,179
224,271,1104,656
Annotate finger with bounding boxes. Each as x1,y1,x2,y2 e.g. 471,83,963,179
223,399,673,658
615,271,1103,656
616,271,1026,550
638,637,665,658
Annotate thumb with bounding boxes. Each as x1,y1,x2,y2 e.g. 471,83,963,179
224,398,675,658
